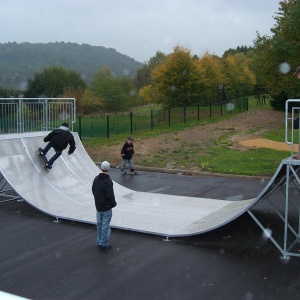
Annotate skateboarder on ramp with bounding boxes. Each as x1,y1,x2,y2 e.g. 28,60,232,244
38,122,76,169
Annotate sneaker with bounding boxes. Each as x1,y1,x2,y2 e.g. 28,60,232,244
45,163,52,169
98,244,113,251
130,169,135,172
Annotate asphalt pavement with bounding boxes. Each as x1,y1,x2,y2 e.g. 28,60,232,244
1,169,300,300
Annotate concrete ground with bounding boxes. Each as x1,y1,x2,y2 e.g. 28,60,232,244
1,169,300,300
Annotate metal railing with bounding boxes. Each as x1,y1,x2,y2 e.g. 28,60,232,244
285,99,300,157
75,97,248,139
0,98,76,134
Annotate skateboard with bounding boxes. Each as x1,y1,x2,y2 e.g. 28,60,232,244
38,148,51,169
122,170,137,175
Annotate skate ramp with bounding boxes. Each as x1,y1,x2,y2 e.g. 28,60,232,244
0,132,287,237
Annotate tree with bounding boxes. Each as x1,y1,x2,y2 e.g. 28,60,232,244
134,51,166,90
24,66,86,98
151,45,205,108
89,67,138,113
195,53,225,101
222,45,254,58
79,89,103,116
252,0,300,110
222,53,256,99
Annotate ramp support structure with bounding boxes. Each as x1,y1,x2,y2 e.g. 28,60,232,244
246,98,300,259
247,161,300,258
0,173,22,203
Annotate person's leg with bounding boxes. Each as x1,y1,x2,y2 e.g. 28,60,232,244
47,150,62,166
129,159,134,171
96,211,103,245
41,142,52,155
121,158,126,171
99,209,112,247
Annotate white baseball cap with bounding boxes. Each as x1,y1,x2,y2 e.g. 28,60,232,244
100,161,110,171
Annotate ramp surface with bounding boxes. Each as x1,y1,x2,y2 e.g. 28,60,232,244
0,132,286,237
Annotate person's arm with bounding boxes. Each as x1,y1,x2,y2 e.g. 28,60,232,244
106,180,117,208
43,130,55,142
121,143,126,156
68,136,76,154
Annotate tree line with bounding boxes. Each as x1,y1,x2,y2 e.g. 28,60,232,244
2,47,254,117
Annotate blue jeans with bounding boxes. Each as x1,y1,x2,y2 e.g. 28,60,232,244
121,158,133,171
42,142,63,166
96,209,112,247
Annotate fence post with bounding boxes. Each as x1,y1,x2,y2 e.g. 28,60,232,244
168,107,171,126
92,121,94,139
79,117,82,140
151,110,153,130
220,101,223,116
106,115,109,138
130,112,133,134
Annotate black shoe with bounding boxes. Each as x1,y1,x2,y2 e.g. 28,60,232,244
98,244,112,251
45,163,52,169
130,169,135,172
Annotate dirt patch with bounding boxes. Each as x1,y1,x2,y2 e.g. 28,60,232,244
239,138,297,152
85,109,287,170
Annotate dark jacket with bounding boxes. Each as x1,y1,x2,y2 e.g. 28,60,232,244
92,173,117,212
44,126,76,153
121,142,134,159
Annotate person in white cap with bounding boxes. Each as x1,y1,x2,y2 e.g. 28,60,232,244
92,161,117,251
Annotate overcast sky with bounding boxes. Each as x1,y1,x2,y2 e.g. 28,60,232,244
0,0,280,63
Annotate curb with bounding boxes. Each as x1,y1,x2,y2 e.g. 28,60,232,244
95,162,268,181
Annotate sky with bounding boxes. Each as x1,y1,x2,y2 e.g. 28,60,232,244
0,0,281,63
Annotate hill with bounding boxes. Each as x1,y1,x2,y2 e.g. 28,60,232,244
0,42,144,89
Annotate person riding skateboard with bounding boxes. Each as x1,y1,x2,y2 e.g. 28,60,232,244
39,122,76,169
121,137,135,172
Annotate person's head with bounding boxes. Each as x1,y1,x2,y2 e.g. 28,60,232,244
100,160,110,172
295,66,300,79
62,122,69,128
127,137,133,144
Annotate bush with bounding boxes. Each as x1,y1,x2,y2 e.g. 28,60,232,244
269,91,288,111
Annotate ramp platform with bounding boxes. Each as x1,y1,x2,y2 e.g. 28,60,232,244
0,132,294,238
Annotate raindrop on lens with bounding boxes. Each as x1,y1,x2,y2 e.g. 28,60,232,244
226,103,235,111
279,62,291,74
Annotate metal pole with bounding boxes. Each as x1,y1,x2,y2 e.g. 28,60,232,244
130,112,133,134
283,165,290,258
79,117,82,140
220,101,223,116
151,110,153,130
106,115,109,138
